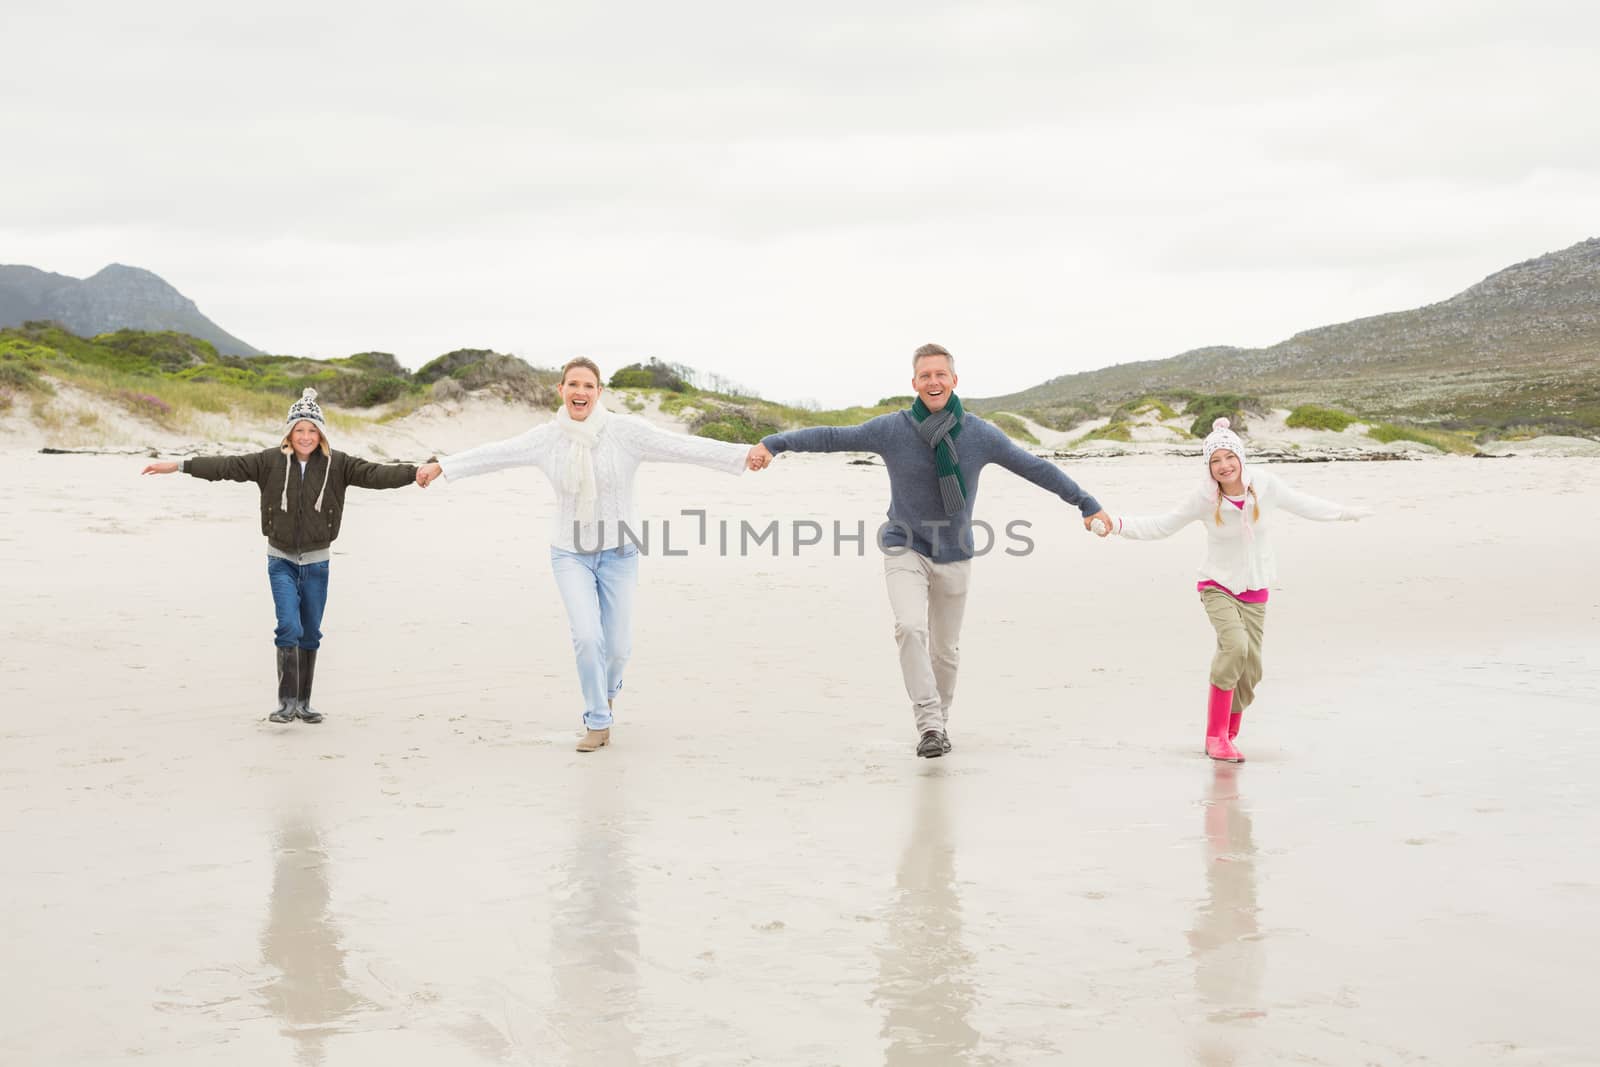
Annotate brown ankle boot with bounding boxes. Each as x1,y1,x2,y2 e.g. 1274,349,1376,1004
576,728,611,753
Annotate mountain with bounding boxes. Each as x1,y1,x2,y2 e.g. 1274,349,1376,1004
0,263,262,356
971,238,1600,436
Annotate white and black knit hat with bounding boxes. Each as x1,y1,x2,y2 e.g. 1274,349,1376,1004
285,387,329,442
280,387,332,513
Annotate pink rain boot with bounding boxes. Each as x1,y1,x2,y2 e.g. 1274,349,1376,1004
1229,711,1243,741
1206,685,1243,762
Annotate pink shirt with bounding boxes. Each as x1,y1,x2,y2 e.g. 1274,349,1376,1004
1195,496,1269,603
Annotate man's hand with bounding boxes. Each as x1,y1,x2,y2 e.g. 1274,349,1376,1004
1083,510,1113,537
141,461,178,476
416,462,443,488
746,443,773,471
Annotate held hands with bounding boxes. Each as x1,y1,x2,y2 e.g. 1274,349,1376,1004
141,461,178,475
1083,510,1113,537
416,462,443,488
746,443,773,472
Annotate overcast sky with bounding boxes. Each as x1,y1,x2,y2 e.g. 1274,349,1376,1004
3,1,1597,406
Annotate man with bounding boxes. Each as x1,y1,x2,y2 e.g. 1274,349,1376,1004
747,343,1111,758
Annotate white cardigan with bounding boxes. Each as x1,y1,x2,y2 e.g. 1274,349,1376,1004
438,415,748,552
1115,468,1364,592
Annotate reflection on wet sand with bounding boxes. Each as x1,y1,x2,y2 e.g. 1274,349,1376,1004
549,772,641,1064
259,816,365,1067
1188,763,1263,1065
874,773,983,1064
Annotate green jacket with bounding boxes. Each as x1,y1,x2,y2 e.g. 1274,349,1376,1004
184,447,416,554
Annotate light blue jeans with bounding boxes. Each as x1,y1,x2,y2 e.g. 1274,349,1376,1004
550,545,639,730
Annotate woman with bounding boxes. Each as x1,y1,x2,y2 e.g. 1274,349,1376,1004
415,357,752,752
142,388,418,724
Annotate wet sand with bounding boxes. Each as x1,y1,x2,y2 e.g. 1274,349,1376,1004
2,449,1596,1065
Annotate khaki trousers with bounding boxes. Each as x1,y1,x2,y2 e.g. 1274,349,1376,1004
884,552,972,735
1200,587,1266,711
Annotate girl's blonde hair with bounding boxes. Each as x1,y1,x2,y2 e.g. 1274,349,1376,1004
282,421,331,457
1214,484,1260,526
561,357,603,386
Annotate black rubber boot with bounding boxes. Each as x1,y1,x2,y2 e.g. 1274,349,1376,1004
296,649,323,724
270,647,298,722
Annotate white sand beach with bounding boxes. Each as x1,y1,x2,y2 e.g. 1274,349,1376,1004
2,428,1597,1064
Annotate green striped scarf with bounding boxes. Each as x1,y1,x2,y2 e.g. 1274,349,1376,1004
910,393,967,515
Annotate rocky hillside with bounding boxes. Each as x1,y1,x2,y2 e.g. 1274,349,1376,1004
972,238,1600,438
0,264,262,356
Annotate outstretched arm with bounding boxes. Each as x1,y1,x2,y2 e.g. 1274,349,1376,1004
1270,476,1372,522
342,455,419,491
625,419,749,475
761,419,889,459
987,432,1110,533
1115,491,1211,540
146,453,266,483
425,424,555,486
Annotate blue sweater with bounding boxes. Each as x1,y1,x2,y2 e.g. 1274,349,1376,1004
762,411,1101,563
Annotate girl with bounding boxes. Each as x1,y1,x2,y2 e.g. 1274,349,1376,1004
142,388,418,724
414,357,752,753
1107,418,1370,761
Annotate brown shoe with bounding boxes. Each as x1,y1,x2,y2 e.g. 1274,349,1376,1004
576,728,611,753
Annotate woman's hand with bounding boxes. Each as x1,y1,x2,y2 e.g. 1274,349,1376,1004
416,462,443,487
141,461,179,476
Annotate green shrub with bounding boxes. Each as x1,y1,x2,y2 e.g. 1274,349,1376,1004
417,348,542,385
1285,404,1356,432
1117,396,1179,421
990,412,1040,445
92,329,220,372
1022,403,1099,433
0,358,53,411
1366,423,1477,454
1072,421,1133,445
609,369,655,389
0,338,59,365
608,359,692,392
690,404,780,444
1185,394,1257,439
695,418,779,444
338,351,406,375
0,361,52,394
318,374,412,407
658,391,705,417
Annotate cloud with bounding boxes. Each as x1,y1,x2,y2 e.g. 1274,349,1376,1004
3,1,1597,405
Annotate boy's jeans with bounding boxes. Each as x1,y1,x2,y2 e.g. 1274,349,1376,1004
267,557,329,650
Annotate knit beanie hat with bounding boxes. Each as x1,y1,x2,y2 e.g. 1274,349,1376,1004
1202,417,1248,485
284,387,330,444
280,387,332,514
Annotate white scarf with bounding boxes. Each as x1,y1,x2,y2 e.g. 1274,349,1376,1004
556,397,610,522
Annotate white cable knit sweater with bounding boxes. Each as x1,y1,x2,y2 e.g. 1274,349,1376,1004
1115,468,1366,592
438,415,749,552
